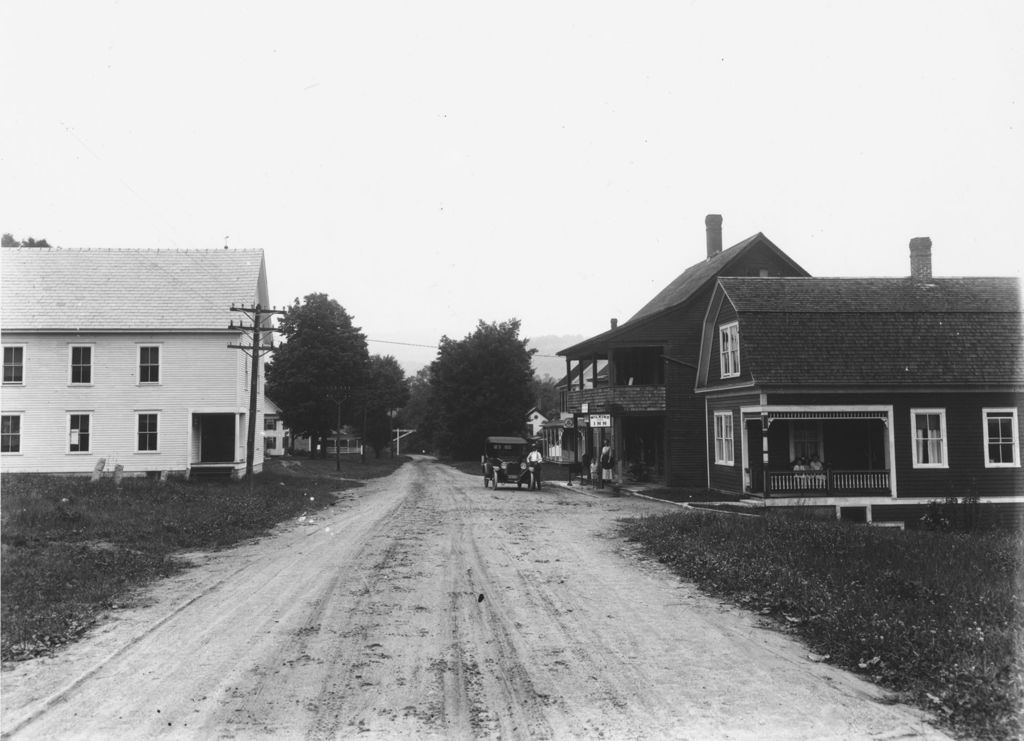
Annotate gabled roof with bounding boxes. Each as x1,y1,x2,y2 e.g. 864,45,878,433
560,233,807,357
710,276,1023,387
1,248,269,332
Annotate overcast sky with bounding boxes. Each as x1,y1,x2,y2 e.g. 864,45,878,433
3,1,1021,374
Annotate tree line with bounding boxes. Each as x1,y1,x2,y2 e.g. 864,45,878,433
268,293,557,460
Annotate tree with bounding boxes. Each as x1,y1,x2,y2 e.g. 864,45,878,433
265,293,368,457
427,319,535,459
360,355,410,458
2,234,53,248
530,374,561,418
396,366,434,454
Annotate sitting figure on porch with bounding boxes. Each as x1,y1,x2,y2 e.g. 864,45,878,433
792,457,809,471
808,454,824,471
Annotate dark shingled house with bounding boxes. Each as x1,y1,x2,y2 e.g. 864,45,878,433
558,215,809,486
695,237,1023,525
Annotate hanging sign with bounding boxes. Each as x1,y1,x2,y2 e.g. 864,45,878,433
590,414,611,428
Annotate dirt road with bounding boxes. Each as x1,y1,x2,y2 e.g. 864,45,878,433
2,458,947,740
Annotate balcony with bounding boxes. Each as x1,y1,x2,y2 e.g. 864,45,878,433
566,385,666,415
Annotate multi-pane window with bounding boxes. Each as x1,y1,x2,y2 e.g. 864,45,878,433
264,417,277,431
911,409,947,468
70,346,92,384
791,421,822,461
1,414,21,453
137,413,158,452
139,346,160,384
714,411,734,465
984,409,1019,468
3,346,24,384
69,414,91,452
719,322,740,378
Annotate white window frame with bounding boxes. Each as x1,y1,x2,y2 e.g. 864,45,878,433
136,411,160,453
3,345,25,385
69,345,94,385
1,413,22,454
68,412,92,453
138,345,161,385
719,322,740,379
714,410,735,465
910,408,948,469
983,408,1020,468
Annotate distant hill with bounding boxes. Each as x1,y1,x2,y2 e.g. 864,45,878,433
527,334,584,380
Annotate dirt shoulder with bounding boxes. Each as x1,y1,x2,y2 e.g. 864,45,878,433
2,458,948,739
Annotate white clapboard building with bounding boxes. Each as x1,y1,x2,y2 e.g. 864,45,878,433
1,247,271,478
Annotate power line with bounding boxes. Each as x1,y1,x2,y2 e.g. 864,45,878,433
367,337,560,358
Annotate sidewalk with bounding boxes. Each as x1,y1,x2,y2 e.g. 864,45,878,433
547,473,762,512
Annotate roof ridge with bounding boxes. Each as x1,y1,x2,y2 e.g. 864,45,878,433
6,247,263,253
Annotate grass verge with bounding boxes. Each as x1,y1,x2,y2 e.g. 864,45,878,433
619,510,1023,740
1,455,407,662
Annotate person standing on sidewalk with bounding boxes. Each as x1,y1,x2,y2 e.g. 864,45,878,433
599,441,614,488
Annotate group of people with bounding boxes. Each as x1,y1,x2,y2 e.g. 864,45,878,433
580,442,615,488
792,454,825,471
523,441,615,490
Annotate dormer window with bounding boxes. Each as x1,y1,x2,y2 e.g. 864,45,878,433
719,322,740,378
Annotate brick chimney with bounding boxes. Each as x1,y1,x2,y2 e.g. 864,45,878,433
610,318,618,330
706,214,723,259
909,237,932,281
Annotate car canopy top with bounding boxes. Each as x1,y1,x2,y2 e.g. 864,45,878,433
485,436,531,446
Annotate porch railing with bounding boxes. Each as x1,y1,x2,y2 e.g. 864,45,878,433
767,469,890,496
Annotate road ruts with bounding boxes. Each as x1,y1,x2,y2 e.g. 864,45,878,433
1,457,949,740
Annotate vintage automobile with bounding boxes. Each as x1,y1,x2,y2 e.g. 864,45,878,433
482,435,532,489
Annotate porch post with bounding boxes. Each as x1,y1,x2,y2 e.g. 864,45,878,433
761,410,769,498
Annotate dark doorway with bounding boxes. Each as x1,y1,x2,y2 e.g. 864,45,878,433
621,416,664,480
200,414,236,463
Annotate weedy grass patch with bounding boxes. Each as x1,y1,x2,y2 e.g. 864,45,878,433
1,456,407,662
619,510,1024,740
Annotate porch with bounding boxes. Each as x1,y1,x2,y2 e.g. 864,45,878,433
741,406,896,498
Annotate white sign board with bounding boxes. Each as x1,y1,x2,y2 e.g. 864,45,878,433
581,403,589,414
590,414,611,428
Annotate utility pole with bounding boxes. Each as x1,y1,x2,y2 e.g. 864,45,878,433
393,428,416,456
229,303,284,484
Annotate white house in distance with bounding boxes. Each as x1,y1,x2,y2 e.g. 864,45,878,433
262,395,288,457
526,407,548,437
1,247,272,478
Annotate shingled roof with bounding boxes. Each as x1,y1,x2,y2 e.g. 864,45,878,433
716,276,1023,387
560,233,808,357
1,248,269,332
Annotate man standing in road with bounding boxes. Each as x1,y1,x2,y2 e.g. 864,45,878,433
526,445,543,490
